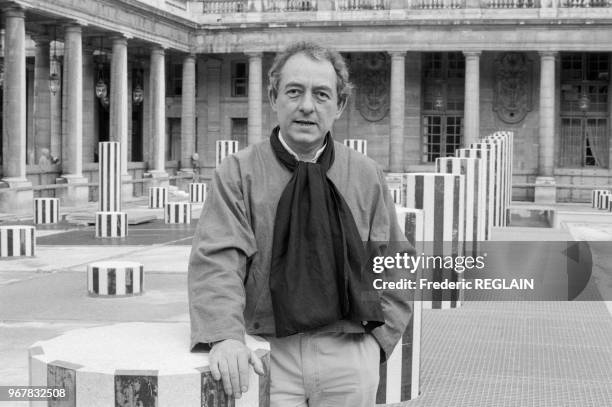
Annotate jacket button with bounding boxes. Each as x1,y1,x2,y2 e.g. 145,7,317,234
253,322,260,329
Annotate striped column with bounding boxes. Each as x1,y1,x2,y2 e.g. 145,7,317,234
165,202,191,224
597,193,611,210
592,190,610,208
491,131,514,221
0,225,35,257
483,135,508,226
478,138,502,227
386,173,407,206
189,183,207,203
455,148,489,241
87,261,144,296
376,206,423,403
95,212,128,238
98,142,121,212
467,143,496,238
149,187,168,209
216,140,239,167
405,173,464,309
34,198,60,224
343,139,367,155
436,157,484,257
29,324,271,407
389,187,402,205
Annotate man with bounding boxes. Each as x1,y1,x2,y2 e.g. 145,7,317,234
189,41,412,406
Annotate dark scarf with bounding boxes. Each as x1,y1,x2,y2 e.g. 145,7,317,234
269,127,384,337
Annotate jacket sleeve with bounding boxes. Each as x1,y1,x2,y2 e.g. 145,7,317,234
369,168,415,362
188,156,258,350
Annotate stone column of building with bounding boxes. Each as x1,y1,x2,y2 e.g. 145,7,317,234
534,51,557,203
57,24,88,206
463,51,481,147
180,54,196,173
205,58,221,176
247,52,263,146
82,47,97,164
32,36,51,164
146,45,168,185
389,51,406,173
0,7,32,215
109,35,133,197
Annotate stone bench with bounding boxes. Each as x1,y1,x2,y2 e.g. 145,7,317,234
29,322,270,407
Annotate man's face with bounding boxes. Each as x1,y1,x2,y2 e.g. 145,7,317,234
270,52,347,155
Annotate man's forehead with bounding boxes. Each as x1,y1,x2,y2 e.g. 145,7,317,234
278,52,337,89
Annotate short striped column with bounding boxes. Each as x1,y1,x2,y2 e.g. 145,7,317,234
386,173,407,206
29,323,270,407
343,139,367,155
216,140,239,167
404,173,465,309
95,212,128,238
34,198,60,224
149,187,168,209
478,138,503,227
389,187,402,205
189,183,207,203
483,134,509,226
436,157,485,256
87,261,144,296
98,142,121,212
0,226,35,257
491,131,514,223
597,192,611,210
592,190,610,208
376,206,423,404
165,202,191,224
466,143,496,239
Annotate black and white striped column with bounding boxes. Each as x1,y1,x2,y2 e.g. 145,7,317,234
436,157,485,257
34,198,60,224
598,193,611,210
98,142,121,212
386,173,407,207
87,261,144,296
491,131,514,223
389,187,402,206
466,143,496,239
95,212,128,238
478,138,503,227
343,139,367,155
164,202,191,224
404,173,465,309
149,187,168,209
483,134,509,226
592,190,610,208
376,207,423,403
0,226,35,257
216,140,239,167
189,183,207,203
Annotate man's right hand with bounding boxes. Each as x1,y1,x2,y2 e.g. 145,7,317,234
209,339,265,399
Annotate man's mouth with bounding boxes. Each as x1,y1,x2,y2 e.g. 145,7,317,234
293,120,317,127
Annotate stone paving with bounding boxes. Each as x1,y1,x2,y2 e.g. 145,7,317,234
1,200,612,406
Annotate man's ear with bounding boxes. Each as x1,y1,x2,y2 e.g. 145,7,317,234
268,88,278,112
335,97,348,119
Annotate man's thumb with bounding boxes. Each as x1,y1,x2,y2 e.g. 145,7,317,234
249,351,265,376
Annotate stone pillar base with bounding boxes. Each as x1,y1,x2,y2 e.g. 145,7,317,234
176,169,195,192
0,178,33,216
56,175,89,207
534,176,556,204
144,170,169,188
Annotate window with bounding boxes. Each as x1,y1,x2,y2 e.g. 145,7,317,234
167,62,182,96
232,61,248,97
231,118,248,147
559,53,609,168
421,52,465,162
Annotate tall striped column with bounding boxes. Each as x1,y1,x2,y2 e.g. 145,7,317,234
343,139,367,155
468,143,496,238
455,148,489,241
477,138,502,227
216,140,238,167
492,130,514,218
0,225,35,257
34,198,60,224
483,135,508,226
405,173,464,309
436,157,484,257
376,206,423,404
98,142,121,212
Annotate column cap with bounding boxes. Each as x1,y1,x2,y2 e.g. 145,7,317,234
538,51,558,58
64,24,83,34
388,51,407,58
3,7,25,19
246,51,263,59
150,45,165,55
463,51,482,58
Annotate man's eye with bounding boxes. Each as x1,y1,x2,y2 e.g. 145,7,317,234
286,89,301,97
316,92,331,100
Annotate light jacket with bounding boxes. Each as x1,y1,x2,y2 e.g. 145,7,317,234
188,138,413,360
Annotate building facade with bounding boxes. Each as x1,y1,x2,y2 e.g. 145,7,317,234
0,0,611,213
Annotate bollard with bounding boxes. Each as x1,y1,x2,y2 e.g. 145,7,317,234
216,140,239,167
87,261,144,296
0,225,35,257
592,190,610,209
98,141,121,212
467,143,496,238
29,323,270,407
95,212,128,238
149,186,168,209
165,202,192,224
343,138,367,155
33,197,60,224
189,183,207,203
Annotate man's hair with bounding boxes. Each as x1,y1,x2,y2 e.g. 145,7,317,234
268,41,353,107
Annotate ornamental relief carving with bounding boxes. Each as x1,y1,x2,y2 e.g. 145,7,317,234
493,52,533,124
354,53,390,122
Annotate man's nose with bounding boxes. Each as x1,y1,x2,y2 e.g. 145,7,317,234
298,92,315,113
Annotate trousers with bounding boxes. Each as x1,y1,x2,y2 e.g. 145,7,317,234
266,331,380,407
